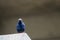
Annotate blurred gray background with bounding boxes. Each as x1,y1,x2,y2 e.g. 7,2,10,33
0,0,60,40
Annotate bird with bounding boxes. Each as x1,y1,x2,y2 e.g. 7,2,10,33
16,18,25,33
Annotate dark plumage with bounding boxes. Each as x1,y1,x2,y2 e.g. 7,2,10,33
16,18,25,33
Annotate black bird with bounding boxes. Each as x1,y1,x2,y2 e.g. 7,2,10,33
16,18,25,33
